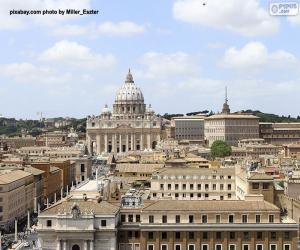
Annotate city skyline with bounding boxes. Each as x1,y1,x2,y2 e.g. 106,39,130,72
0,0,300,119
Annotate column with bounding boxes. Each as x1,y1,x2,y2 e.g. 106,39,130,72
140,134,144,150
147,134,151,149
34,197,37,213
126,134,129,152
27,210,30,230
112,134,115,153
119,134,122,152
96,134,101,155
133,134,136,151
84,240,88,250
114,134,117,153
56,240,61,250
90,240,94,250
14,219,17,242
54,193,57,203
104,134,108,153
130,134,134,150
63,240,67,250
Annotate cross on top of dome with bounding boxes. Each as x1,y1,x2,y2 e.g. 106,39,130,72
125,68,134,83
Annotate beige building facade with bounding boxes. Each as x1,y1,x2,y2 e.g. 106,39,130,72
86,70,162,155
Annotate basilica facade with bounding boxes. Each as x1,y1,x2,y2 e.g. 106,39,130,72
86,70,162,155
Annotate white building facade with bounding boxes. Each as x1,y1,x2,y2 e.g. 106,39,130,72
86,70,162,155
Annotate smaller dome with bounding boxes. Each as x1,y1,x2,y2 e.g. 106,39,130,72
101,104,111,114
146,104,154,113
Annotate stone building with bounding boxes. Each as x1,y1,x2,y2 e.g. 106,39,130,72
204,92,259,146
86,70,162,155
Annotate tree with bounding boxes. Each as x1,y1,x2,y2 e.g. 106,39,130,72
210,140,232,158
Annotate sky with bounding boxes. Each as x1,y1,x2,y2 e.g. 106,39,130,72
0,0,300,119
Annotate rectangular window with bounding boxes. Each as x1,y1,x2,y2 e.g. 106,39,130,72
230,232,235,240
190,184,194,190
189,232,194,240
242,245,249,250
216,232,222,240
175,184,179,190
197,184,201,190
205,184,209,190
147,245,154,250
188,245,195,250
183,184,186,190
270,245,277,250
256,215,261,223
269,215,274,223
242,214,248,223
162,232,167,240
148,232,154,240
101,220,107,227
149,215,154,223
229,215,234,223
213,184,216,190
175,232,181,239
46,220,52,227
162,215,167,223
228,184,232,190
229,245,236,250
271,232,276,240
220,184,224,190
136,215,140,222
284,245,290,250
284,232,290,240
197,193,201,198
135,231,140,238
128,214,133,222
257,232,263,240
128,231,132,238
252,183,259,189
203,232,208,240
256,245,263,250
216,215,221,223
243,232,250,240
176,215,180,223
215,244,222,250
161,245,168,250
168,184,171,190
189,215,194,223
175,245,181,250
160,184,164,190
263,183,269,189
202,244,209,250
121,214,126,222
202,215,208,223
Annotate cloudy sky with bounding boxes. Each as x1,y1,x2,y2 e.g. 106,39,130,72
0,0,300,119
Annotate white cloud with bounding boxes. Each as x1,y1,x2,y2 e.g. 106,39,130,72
0,0,91,30
0,62,71,84
220,42,299,71
137,52,200,79
173,0,279,36
53,21,145,37
39,40,117,70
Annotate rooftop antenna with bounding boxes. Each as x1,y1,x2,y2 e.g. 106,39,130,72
225,86,228,104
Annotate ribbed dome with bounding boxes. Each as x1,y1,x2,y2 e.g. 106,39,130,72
115,69,144,103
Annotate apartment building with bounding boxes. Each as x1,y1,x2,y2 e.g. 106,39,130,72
118,195,298,250
0,170,34,230
150,167,236,200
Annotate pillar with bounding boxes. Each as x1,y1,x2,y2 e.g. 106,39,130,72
46,198,49,208
140,134,144,150
112,134,115,153
130,134,134,150
0,231,2,250
54,193,57,203
61,188,63,199
84,240,88,250
38,203,41,215
147,134,151,149
66,185,69,196
96,134,101,155
104,134,108,153
57,240,61,250
34,197,37,213
90,240,94,250
133,134,136,150
14,219,17,242
119,134,122,152
27,210,30,230
63,240,67,250
126,134,129,152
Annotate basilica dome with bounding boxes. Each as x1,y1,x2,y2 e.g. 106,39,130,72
115,69,144,103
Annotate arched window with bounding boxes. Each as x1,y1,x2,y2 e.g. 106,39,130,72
72,245,80,250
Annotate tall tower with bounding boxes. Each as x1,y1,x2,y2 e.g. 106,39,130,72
222,86,230,114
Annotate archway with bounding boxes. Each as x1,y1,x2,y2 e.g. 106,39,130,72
72,245,80,250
